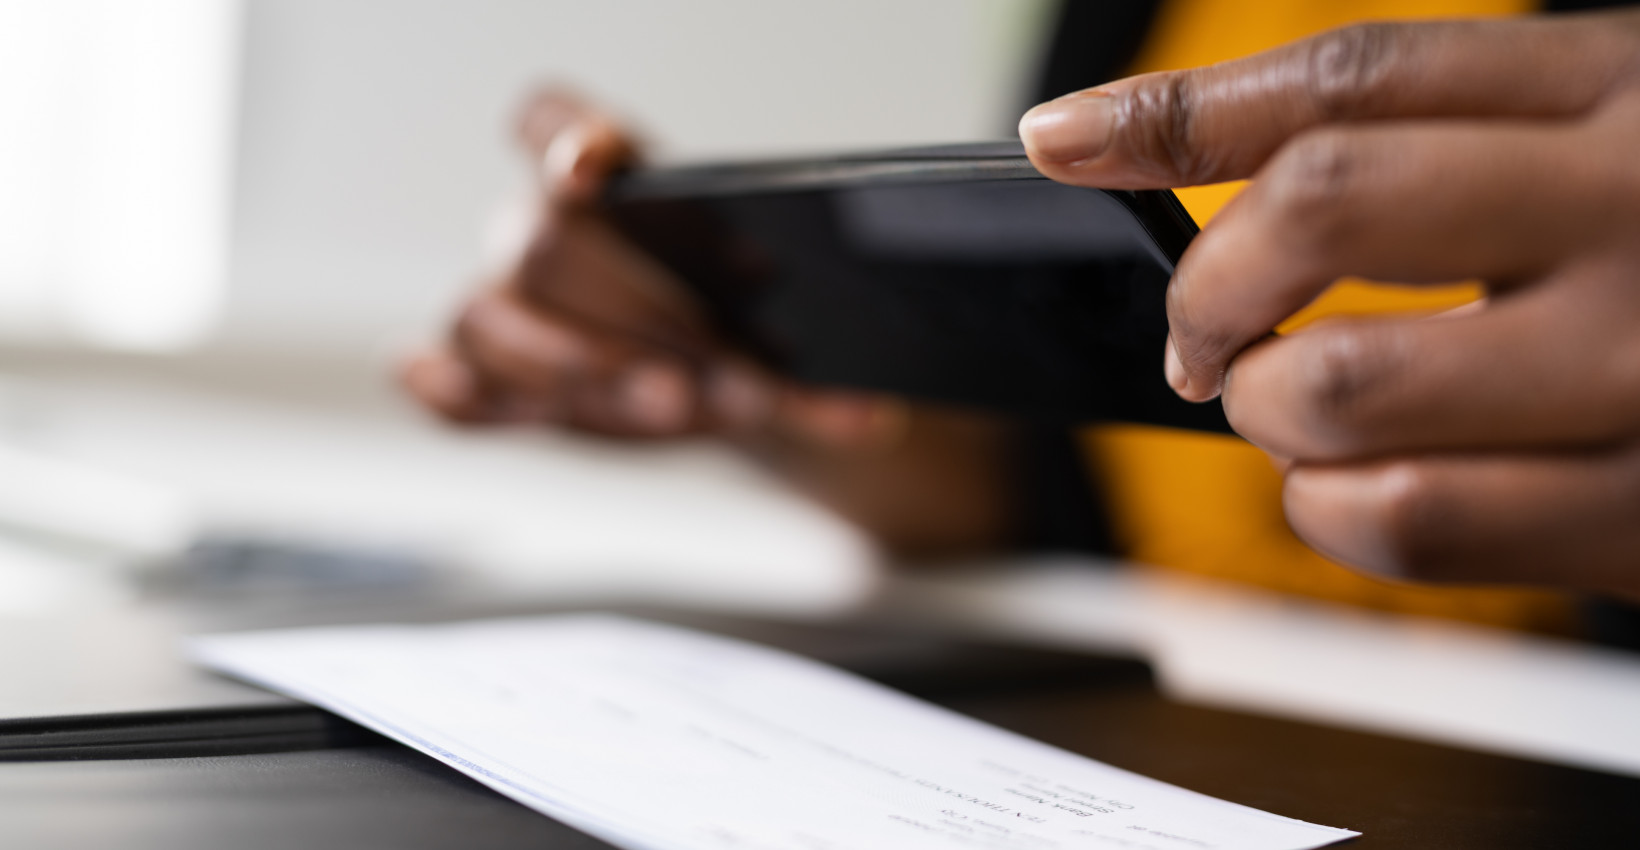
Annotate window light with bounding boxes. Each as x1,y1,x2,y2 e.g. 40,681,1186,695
0,0,240,350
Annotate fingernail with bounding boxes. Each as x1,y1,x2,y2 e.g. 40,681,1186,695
617,363,690,431
540,122,590,193
1019,92,1114,164
1164,336,1188,393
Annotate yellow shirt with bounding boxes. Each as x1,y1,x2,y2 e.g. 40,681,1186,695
1083,0,1576,634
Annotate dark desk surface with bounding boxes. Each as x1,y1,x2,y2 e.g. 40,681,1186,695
5,613,1637,849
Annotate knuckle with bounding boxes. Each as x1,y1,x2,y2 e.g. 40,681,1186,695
1117,71,1218,183
1618,447,1640,510
1571,102,1640,233
1293,326,1398,452
452,292,501,347
456,289,583,378
1611,16,1640,82
1372,462,1456,581
1615,110,1640,221
1596,331,1640,436
1263,130,1365,252
1304,23,1404,119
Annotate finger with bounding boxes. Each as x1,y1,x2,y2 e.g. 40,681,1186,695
1020,13,1639,188
514,212,704,349
1284,448,1640,596
453,286,591,397
401,347,492,424
703,360,780,434
1225,271,1640,459
539,117,639,205
451,286,699,434
1165,119,1606,401
569,357,785,438
515,86,593,152
775,389,910,450
572,358,698,436
513,89,638,205
574,357,783,438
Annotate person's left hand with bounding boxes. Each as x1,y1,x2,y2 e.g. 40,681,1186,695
402,89,1016,558
1020,13,1640,598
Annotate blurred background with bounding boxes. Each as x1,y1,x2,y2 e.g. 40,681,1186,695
7,0,1640,780
0,0,1052,616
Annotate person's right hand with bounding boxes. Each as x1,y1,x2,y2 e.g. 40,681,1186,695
1019,11,1640,597
403,90,894,446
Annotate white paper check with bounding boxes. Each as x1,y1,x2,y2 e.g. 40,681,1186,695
190,616,1358,850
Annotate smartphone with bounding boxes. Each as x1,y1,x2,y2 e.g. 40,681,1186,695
606,142,1230,433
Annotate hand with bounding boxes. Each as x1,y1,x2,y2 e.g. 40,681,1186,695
403,90,1015,557
1020,12,1640,597
403,89,892,446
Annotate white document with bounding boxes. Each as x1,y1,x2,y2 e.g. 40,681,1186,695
190,616,1358,850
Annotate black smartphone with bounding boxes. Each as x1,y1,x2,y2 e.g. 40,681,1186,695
606,142,1230,433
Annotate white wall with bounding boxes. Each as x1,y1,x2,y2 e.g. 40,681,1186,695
221,0,1051,357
